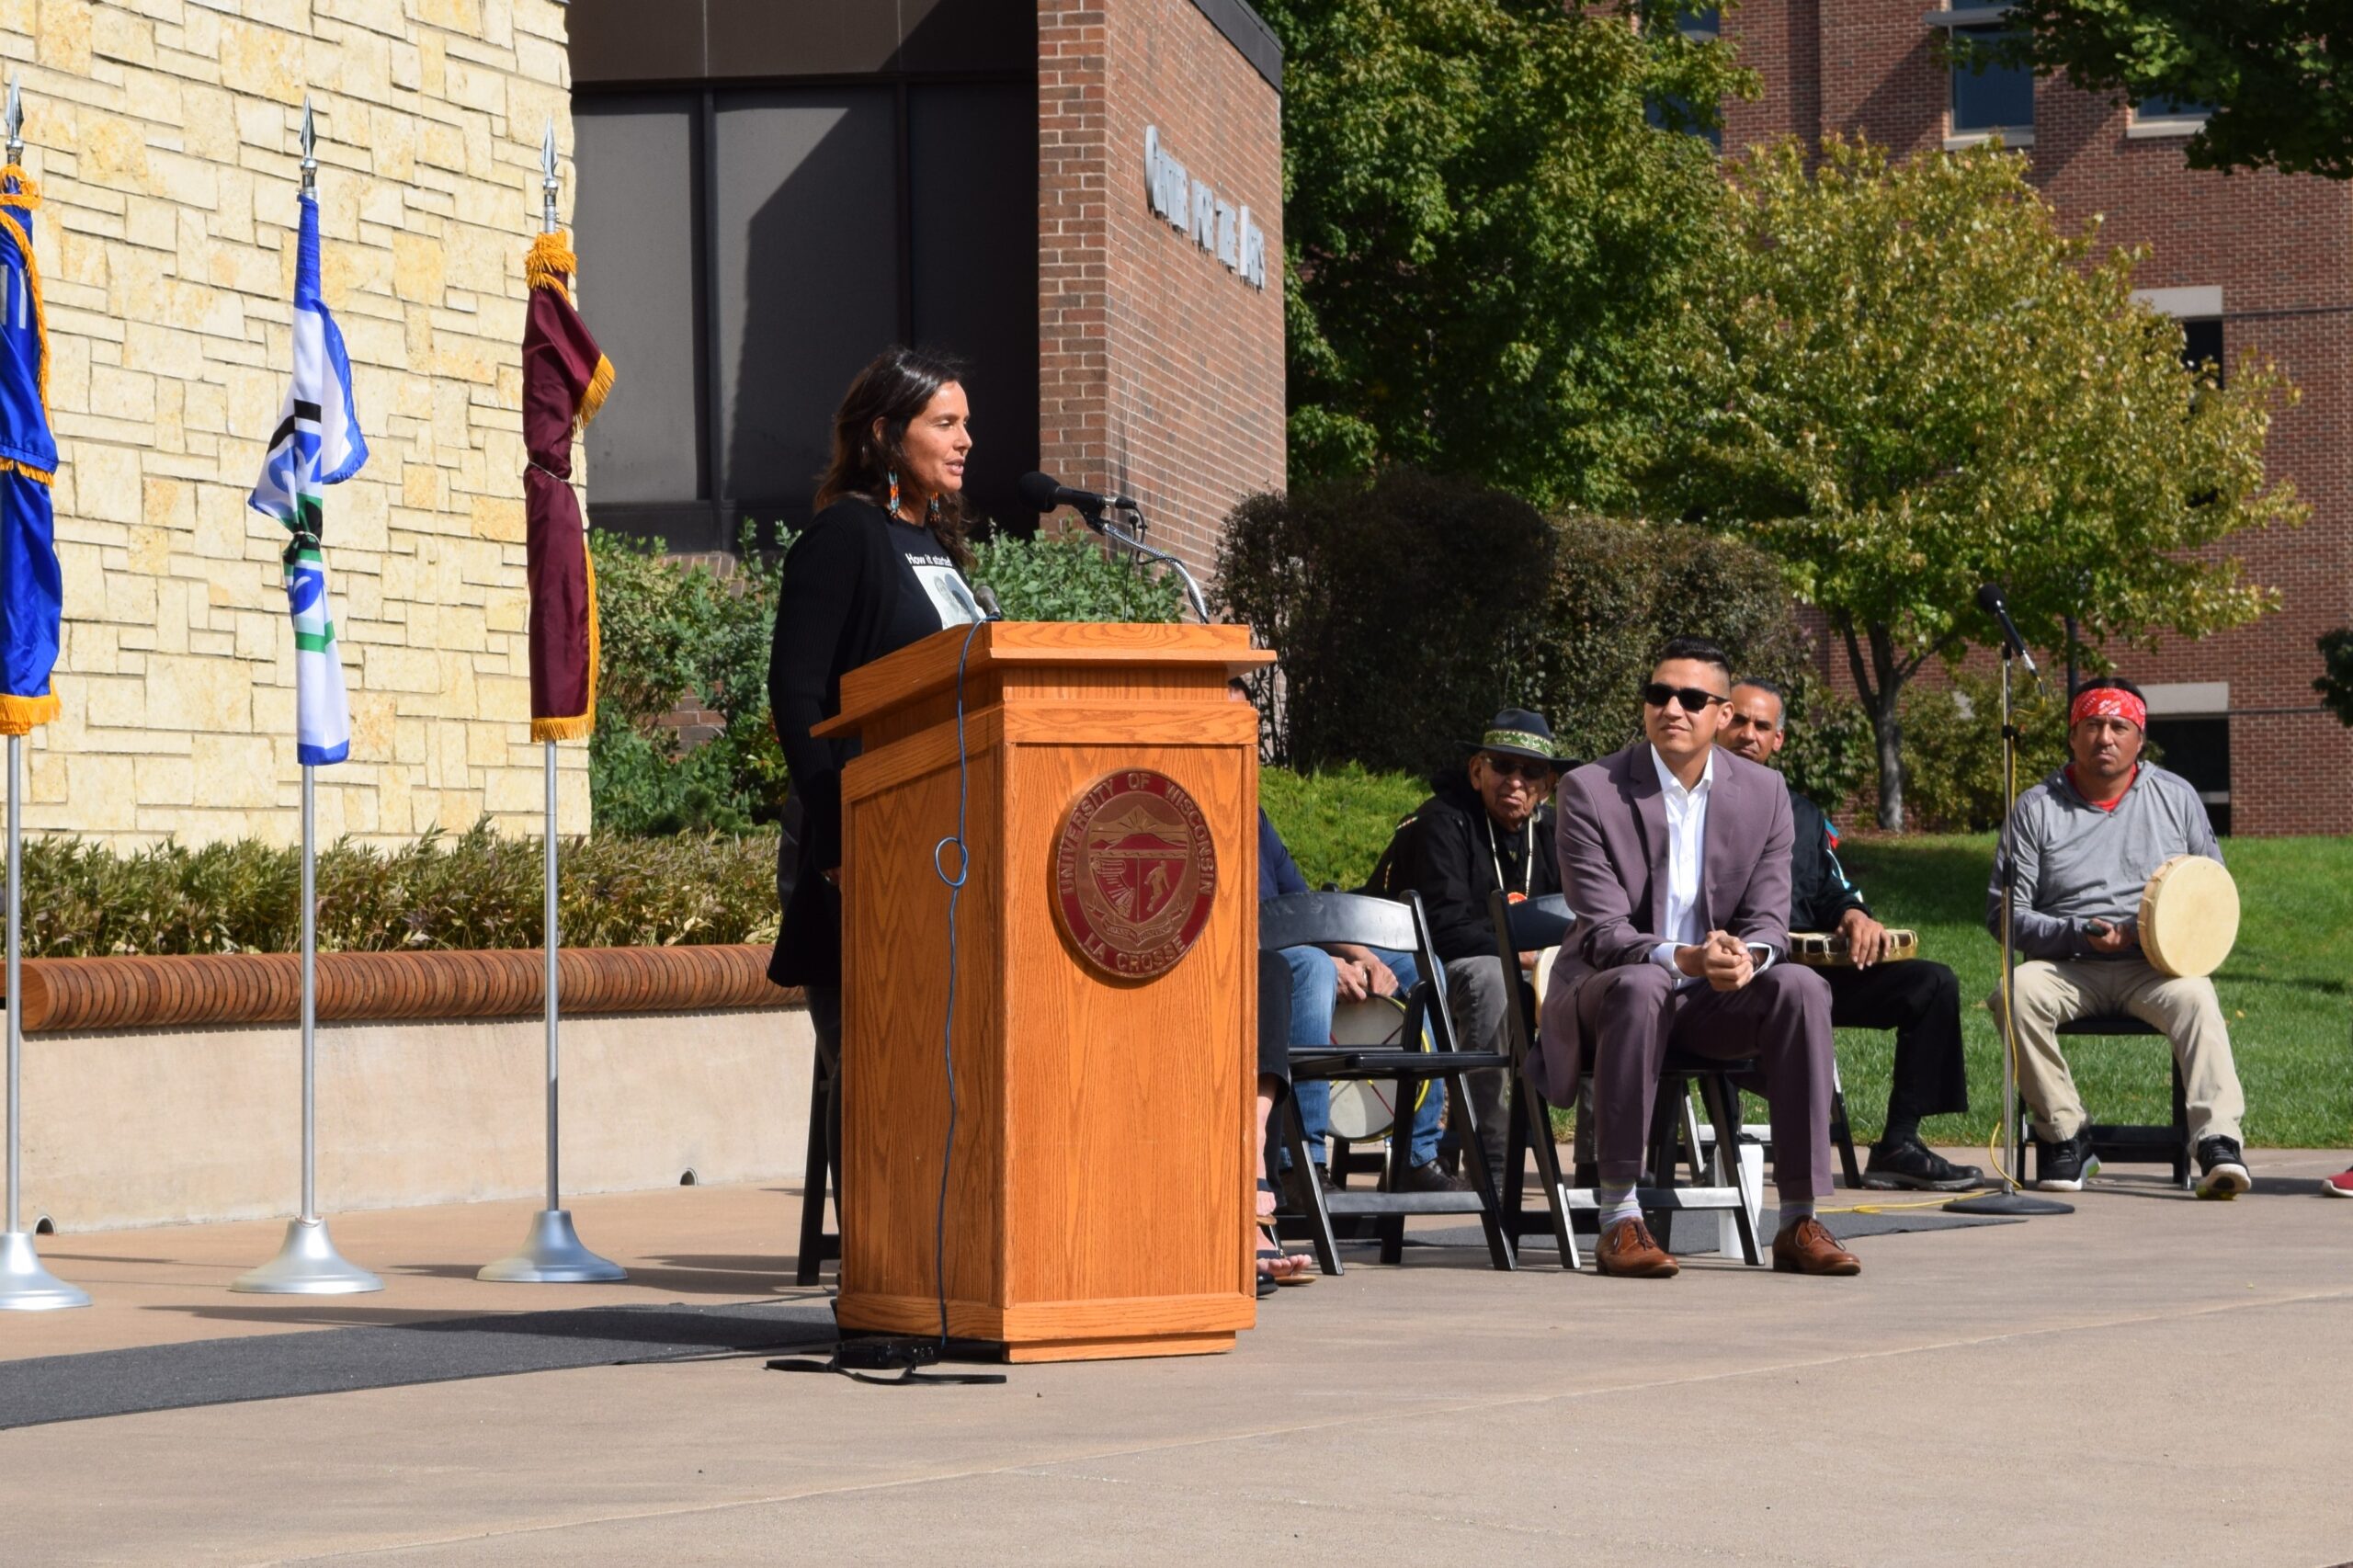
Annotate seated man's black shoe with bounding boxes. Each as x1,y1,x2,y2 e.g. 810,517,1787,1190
1860,1136,1982,1192
2195,1135,2251,1200
1392,1158,1470,1194
2031,1128,2100,1192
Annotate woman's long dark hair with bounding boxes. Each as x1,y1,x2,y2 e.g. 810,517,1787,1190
813,346,973,570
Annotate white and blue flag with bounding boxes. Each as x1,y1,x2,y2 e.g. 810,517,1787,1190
248,188,367,767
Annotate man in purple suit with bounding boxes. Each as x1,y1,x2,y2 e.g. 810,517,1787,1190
1537,637,1860,1278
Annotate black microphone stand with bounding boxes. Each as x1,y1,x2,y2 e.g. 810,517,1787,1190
1948,638,2074,1217
1085,501,1211,623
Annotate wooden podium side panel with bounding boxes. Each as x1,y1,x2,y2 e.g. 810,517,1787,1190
998,733,1257,1328
836,744,1009,1328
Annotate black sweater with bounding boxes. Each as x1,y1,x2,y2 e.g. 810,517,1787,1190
1392,769,1563,963
766,496,965,988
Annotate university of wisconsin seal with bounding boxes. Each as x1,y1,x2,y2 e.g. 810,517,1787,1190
1053,770,1219,980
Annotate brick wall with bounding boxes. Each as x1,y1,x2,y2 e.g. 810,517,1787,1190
1038,0,1284,587
1727,2,2353,835
10,0,581,846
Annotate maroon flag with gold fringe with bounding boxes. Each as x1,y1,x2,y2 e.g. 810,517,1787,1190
520,233,614,741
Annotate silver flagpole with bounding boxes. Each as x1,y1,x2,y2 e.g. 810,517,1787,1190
479,121,623,1283
0,79,89,1312
233,97,383,1294
1,734,89,1309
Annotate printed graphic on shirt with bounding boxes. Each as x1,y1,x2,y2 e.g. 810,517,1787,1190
904,545,982,629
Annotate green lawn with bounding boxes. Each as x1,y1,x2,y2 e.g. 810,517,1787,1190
1829,834,2353,1150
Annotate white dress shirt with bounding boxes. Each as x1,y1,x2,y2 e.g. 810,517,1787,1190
1648,746,1714,982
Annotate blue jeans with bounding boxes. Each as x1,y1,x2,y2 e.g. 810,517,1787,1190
1278,945,1445,1167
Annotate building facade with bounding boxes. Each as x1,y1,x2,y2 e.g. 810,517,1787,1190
10,0,584,846
565,0,1286,586
1722,3,2353,835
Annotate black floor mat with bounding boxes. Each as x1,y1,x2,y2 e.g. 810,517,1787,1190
0,1300,838,1430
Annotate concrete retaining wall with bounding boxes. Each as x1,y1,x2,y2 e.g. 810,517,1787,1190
14,1004,813,1232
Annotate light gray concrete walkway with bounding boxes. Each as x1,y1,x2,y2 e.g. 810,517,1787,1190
4,1152,2351,1566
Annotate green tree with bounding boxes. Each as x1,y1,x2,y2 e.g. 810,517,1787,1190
1975,3,2353,179
1256,0,1751,509
1657,137,2302,829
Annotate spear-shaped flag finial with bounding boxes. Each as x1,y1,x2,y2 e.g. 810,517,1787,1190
5,76,23,168
300,95,316,192
540,118,559,233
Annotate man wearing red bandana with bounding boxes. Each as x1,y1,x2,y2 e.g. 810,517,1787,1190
1986,677,2250,1199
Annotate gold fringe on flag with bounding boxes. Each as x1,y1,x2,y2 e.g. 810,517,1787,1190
0,688,60,736
529,544,600,743
0,168,52,417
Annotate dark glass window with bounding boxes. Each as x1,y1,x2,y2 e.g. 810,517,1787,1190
2145,715,2231,836
2180,317,2225,384
1950,26,2034,134
572,82,1039,552
2136,95,2212,119
1647,94,1722,151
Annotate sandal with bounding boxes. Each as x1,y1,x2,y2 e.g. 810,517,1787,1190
1257,1224,1314,1287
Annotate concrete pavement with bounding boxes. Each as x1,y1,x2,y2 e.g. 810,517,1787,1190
2,1152,2349,1565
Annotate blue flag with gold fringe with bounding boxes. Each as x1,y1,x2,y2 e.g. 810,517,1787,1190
0,162,60,738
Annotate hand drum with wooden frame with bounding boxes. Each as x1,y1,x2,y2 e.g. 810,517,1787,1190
2139,854,2239,978
1323,995,1430,1142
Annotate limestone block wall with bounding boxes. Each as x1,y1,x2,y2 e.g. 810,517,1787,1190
5,0,586,846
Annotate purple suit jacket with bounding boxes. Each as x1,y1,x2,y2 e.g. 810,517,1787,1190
1534,742,1797,1105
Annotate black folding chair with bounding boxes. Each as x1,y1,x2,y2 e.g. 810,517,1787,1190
2046,1016,2192,1189
795,1054,840,1286
1262,891,1515,1275
1486,890,1764,1269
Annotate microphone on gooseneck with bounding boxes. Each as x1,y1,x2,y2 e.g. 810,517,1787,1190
970,583,1005,622
1016,470,1133,521
1977,583,2040,677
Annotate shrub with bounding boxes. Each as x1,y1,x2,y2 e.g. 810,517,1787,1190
589,526,1184,836
9,825,783,957
1218,470,1554,774
1219,478,1870,786
2318,626,2353,728
968,529,1184,622
588,528,785,836
1877,671,2073,833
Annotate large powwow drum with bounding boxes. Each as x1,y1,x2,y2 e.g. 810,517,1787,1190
1787,929,1919,967
2139,854,2240,978
1324,995,1429,1142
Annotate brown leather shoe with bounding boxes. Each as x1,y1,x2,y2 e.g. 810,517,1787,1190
1771,1215,1861,1276
1596,1217,1678,1278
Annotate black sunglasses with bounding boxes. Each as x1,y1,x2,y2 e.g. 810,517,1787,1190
1481,754,1553,781
1642,683,1729,714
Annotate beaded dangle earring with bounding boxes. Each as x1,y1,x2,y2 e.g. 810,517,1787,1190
927,494,941,522
886,470,901,518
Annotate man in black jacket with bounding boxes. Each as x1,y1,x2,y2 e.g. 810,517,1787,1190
1721,680,1979,1189
1378,709,1566,1176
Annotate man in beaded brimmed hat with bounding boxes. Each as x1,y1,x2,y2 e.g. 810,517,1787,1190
1373,708,1569,1179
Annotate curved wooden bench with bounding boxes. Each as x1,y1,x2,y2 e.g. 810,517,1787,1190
7,945,798,1033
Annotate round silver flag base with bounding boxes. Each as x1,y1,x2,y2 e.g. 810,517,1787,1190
476,1209,628,1283
230,1217,385,1294
0,1230,92,1311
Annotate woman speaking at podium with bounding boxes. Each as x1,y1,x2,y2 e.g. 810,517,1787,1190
767,347,983,1142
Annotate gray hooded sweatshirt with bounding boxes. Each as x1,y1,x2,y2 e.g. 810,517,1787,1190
1986,762,2221,961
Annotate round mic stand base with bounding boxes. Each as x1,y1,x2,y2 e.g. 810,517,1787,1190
476,1209,627,1283
0,1230,93,1311
1945,1188,2075,1217
230,1217,384,1295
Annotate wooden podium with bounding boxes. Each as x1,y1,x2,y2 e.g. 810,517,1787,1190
813,621,1274,1361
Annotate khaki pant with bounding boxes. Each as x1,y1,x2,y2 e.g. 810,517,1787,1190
1988,959,2245,1144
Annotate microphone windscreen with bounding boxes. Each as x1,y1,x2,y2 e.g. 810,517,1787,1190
1976,583,2006,614
1015,471,1061,512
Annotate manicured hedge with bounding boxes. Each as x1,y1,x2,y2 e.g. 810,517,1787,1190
10,825,779,957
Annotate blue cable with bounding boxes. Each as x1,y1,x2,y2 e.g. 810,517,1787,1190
928,618,983,1349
